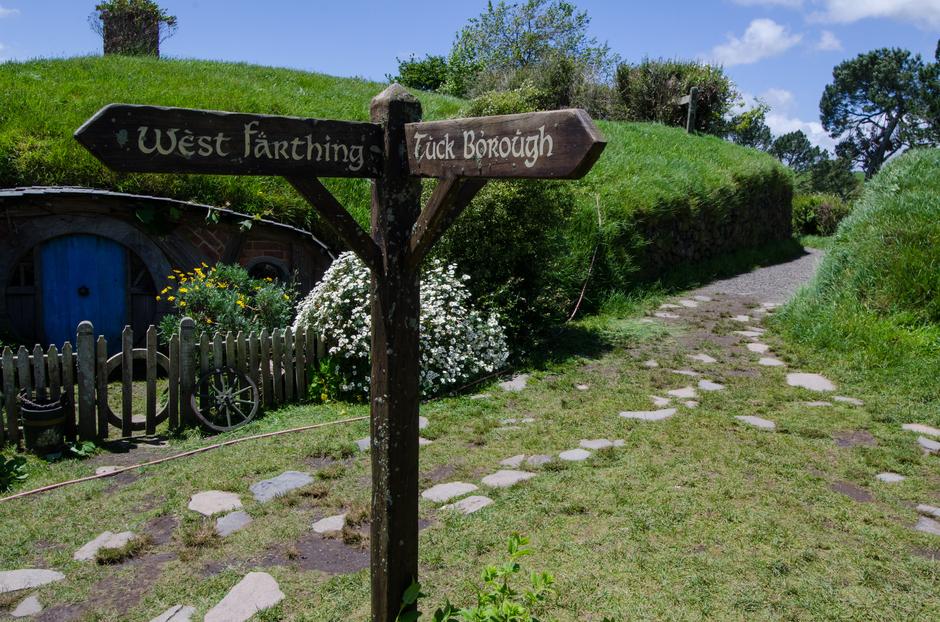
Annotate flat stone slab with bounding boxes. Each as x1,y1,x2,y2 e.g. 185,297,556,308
500,454,526,468
189,491,242,516
481,470,536,488
501,417,535,425
499,374,529,392
95,465,121,476
205,572,284,622
250,471,314,503
660,303,681,309
216,511,253,537
732,315,751,322
678,299,699,308
422,482,477,503
761,302,780,309
834,396,864,406
441,495,493,515
805,401,832,407
0,569,64,594
875,472,906,483
11,595,42,618
650,395,671,407
642,359,659,368
311,513,347,534
470,393,491,400
903,423,940,437
914,516,940,537
758,357,785,367
734,330,763,339
918,436,940,454
746,326,766,334
526,454,553,466
419,437,433,446
683,400,699,408
654,312,679,319
693,295,712,302
418,416,429,430
354,437,370,451
559,448,591,461
73,530,136,561
689,353,717,364
150,604,197,622
787,373,836,392
580,439,613,450
620,408,677,421
747,342,770,354
736,415,776,430
917,504,940,519
574,383,589,391
667,386,697,399
698,380,725,391
672,369,701,377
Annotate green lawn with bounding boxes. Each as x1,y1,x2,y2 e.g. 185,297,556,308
1,284,938,621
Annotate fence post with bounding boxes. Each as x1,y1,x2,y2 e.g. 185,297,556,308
225,332,236,371
295,324,307,401
47,345,61,400
260,328,273,409
61,341,76,442
179,318,196,427
236,331,247,375
271,329,284,405
146,326,157,436
283,328,295,402
16,346,31,400
168,333,180,430
121,326,134,437
76,322,96,441
248,331,260,395
96,336,109,440
2,347,16,445
32,344,47,402
686,86,699,133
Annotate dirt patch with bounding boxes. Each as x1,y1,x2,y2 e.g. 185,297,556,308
421,464,456,484
830,480,874,503
833,430,878,448
145,514,178,546
261,531,369,575
912,548,940,561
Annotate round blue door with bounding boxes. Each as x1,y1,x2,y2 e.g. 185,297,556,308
40,235,127,347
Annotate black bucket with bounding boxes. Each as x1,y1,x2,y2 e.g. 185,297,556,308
18,391,69,453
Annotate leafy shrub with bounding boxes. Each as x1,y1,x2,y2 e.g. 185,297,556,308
0,455,28,492
463,82,548,117
792,193,851,236
158,263,296,342
398,534,556,622
388,55,449,92
294,253,508,399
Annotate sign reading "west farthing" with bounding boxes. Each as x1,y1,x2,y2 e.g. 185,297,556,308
75,104,384,177
405,108,606,179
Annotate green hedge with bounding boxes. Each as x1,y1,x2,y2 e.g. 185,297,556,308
792,193,851,236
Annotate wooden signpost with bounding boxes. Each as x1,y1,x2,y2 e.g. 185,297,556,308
75,84,606,621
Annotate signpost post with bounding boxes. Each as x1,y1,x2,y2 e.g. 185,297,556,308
76,84,606,621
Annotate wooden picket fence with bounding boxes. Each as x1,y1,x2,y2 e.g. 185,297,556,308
0,317,325,446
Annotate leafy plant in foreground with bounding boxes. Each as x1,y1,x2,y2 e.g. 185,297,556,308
0,455,28,492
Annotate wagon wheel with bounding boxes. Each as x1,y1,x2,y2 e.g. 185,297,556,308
190,367,259,432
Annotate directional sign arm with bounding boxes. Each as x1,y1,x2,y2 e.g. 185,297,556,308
287,176,382,273
404,177,487,273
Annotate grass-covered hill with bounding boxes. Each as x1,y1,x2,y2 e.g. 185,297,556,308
777,148,940,397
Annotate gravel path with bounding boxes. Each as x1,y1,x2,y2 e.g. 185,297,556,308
690,248,824,304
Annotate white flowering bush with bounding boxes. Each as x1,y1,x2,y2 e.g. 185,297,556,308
294,252,509,399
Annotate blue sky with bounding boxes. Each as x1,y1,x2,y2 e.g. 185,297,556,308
1,1,937,151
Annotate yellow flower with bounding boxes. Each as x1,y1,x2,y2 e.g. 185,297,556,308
160,287,171,294
320,392,328,402
283,294,289,300
179,301,187,307
173,269,182,274
236,299,246,308
206,318,213,324
155,295,161,301
167,275,176,280
264,277,273,282
167,296,176,302
201,262,209,268
179,287,189,293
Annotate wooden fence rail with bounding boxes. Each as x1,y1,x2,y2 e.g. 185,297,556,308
0,318,325,446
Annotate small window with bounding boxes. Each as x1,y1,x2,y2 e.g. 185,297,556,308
248,260,287,282
8,253,35,288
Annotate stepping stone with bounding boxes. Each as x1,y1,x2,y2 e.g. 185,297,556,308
736,415,776,430
470,393,490,400
833,396,864,406
875,472,906,483
761,302,780,309
914,517,940,537
758,357,785,367
903,423,940,438
501,417,535,425
747,342,770,354
683,400,699,408
73,531,136,561
580,439,614,450
650,395,671,407
419,437,433,446
805,401,832,407
672,369,701,377
574,383,589,391
188,491,242,516
734,331,763,339
918,436,940,454
732,315,751,322
693,295,712,302
526,454,553,466
422,482,477,503
639,319,654,324
500,454,526,468
654,312,679,319
0,570,64,594
441,495,493,515
499,374,529,392
11,595,42,618
612,439,626,447
678,299,699,308
688,353,717,364
659,303,681,309
745,327,766,334
204,572,284,622
355,437,370,451
418,416,429,430
311,513,346,534
917,504,940,519
559,448,591,461
150,605,196,622
786,373,836,392
250,471,314,503
667,386,697,399
642,359,659,368
95,465,121,476
620,408,677,421
481,470,536,488
215,511,253,537
698,380,725,391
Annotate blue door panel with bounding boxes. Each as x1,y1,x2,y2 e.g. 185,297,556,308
41,235,127,348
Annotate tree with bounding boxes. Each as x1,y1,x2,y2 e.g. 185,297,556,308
770,130,827,173
820,46,939,178
387,54,448,92
89,0,177,57
725,101,773,151
801,157,862,200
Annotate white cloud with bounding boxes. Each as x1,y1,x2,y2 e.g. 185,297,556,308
0,5,19,18
815,30,843,50
763,88,795,110
811,0,940,30
709,19,803,66
766,113,838,153
731,0,805,7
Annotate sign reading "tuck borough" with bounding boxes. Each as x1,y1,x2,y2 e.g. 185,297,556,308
75,104,384,177
405,108,606,179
